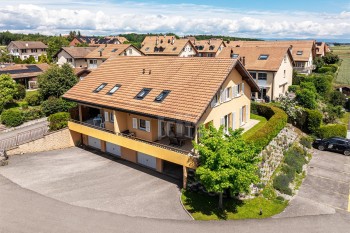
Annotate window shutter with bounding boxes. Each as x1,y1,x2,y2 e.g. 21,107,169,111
232,85,236,98
246,105,249,123
104,112,109,122
211,95,217,108
220,117,225,126
110,112,114,122
220,90,224,103
242,83,245,95
231,112,236,129
239,108,242,126
146,121,151,132
176,123,183,135
236,85,240,97
132,118,137,129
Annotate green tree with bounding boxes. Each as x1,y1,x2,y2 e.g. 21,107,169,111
300,81,316,93
313,74,332,97
47,36,69,61
23,55,36,64
0,74,18,113
38,54,49,64
38,63,78,99
323,53,339,64
296,89,317,109
194,124,260,209
313,56,325,71
329,91,346,106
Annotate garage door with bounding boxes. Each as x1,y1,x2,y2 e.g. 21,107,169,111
106,142,121,157
88,136,101,150
137,152,156,169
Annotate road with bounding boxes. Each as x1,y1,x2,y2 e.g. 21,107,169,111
0,119,48,141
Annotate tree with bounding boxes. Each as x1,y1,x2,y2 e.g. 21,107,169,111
296,89,317,109
38,54,49,64
194,124,260,209
23,55,36,64
329,91,346,106
313,57,325,71
38,63,78,99
313,74,332,97
323,53,339,64
47,36,69,61
0,74,18,113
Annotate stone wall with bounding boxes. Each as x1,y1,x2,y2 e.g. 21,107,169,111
7,128,80,155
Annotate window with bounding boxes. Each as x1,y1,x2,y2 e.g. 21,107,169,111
139,119,146,130
211,93,219,108
249,72,257,79
173,47,177,51
258,54,269,60
154,90,170,102
284,55,287,63
258,73,267,80
209,45,215,50
106,84,121,95
41,48,46,52
21,49,27,53
31,49,37,53
135,88,151,100
111,49,118,52
220,114,230,134
110,112,114,122
138,119,150,132
226,87,231,101
93,83,107,93
185,126,195,138
128,49,132,54
231,54,239,59
296,51,303,55
283,70,286,78
89,59,97,68
67,58,73,63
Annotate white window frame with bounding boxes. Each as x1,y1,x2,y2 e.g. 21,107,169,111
132,118,138,129
139,119,147,131
184,126,194,138
104,112,109,122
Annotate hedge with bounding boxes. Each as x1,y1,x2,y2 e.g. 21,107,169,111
13,84,26,100
0,109,24,127
25,92,42,106
295,108,322,134
316,124,347,139
23,108,44,121
317,67,334,74
41,97,77,117
246,103,287,150
48,112,70,131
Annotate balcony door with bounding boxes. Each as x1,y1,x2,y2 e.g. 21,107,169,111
158,120,167,139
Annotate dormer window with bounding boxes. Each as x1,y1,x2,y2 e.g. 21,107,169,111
106,84,121,95
231,54,239,59
209,45,215,50
154,90,170,102
135,88,151,100
296,51,303,55
258,54,269,60
93,83,107,93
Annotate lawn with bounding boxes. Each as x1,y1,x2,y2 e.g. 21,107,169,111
4,90,40,110
332,46,350,84
181,190,288,220
242,114,267,140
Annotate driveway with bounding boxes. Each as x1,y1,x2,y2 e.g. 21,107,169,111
0,147,191,220
276,149,350,218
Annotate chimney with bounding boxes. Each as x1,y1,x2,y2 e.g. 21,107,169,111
242,56,246,66
105,43,107,47
99,50,102,57
230,49,233,58
149,70,151,75
208,39,211,45
143,69,145,74
171,37,175,45
156,36,159,45
25,43,28,47
289,45,293,53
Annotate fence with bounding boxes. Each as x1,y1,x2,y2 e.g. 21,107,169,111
0,126,48,150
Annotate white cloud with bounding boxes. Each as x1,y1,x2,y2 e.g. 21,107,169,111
0,1,349,39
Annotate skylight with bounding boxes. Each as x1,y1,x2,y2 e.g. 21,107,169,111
135,88,152,100
111,48,118,52
145,47,150,51
258,54,269,60
154,90,170,102
296,51,303,55
93,83,107,93
231,54,239,59
106,84,121,95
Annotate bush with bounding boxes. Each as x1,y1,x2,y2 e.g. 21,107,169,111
25,92,42,106
23,108,44,121
313,75,332,96
323,105,344,124
300,81,316,93
296,89,317,109
41,97,77,116
48,112,70,131
281,165,296,181
273,174,292,195
292,74,307,85
317,124,347,139
299,136,314,149
304,109,322,134
13,84,26,100
323,53,339,64
0,109,24,127
284,146,307,174
317,67,334,74
329,91,346,106
288,85,300,93
246,103,287,151
21,102,28,110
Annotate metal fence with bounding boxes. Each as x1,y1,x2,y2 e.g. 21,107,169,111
0,126,48,150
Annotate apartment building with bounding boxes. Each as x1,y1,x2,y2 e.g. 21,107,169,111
54,47,97,68
7,41,48,62
218,47,294,101
69,36,128,47
187,37,225,57
85,44,143,69
63,56,259,186
226,40,316,75
140,36,197,57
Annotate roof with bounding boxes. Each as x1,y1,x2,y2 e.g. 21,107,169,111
63,56,258,124
217,47,294,71
225,40,315,62
189,38,224,53
55,47,97,59
0,63,50,79
140,36,195,56
316,42,326,55
84,44,142,59
9,41,48,49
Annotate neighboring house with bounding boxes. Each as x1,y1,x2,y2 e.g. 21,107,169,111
218,47,294,101
54,47,97,68
226,40,316,75
63,56,259,186
0,63,50,89
74,67,91,80
187,37,225,57
85,44,143,69
316,42,327,57
140,36,197,57
7,41,48,62
69,36,129,47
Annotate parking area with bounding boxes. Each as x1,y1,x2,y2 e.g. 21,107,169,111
276,150,350,218
0,147,191,220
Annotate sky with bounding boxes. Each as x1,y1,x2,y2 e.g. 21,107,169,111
0,0,350,40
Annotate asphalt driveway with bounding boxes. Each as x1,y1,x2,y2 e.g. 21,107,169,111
0,147,191,220
276,149,350,218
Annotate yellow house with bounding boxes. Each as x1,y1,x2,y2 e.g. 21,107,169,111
63,56,259,187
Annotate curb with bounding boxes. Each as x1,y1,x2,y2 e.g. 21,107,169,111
179,191,195,220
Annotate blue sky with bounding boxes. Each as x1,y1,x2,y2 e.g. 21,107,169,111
1,0,350,39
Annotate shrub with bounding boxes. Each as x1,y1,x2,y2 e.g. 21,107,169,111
292,74,307,85
41,97,77,116
21,102,28,110
313,75,332,96
296,89,317,109
323,65,338,73
323,105,344,124
48,112,70,131
299,136,314,149
323,53,339,64
246,103,287,151
281,165,296,181
13,84,26,100
317,67,334,74
300,81,316,93
304,109,322,134
329,91,346,106
288,85,300,93
284,146,307,174
0,109,24,127
317,124,347,139
25,92,42,106
273,174,292,195
23,108,44,121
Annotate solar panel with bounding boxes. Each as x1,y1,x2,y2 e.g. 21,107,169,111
0,65,42,75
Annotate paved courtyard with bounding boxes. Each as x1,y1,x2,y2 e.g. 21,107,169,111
0,147,191,220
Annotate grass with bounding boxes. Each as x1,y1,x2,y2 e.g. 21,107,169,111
331,46,350,84
181,190,288,220
242,114,267,139
26,89,39,98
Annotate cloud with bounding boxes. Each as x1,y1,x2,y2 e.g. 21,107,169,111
0,1,350,39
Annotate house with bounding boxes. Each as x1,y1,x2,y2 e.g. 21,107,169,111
63,56,259,186
0,63,50,89
140,36,197,57
7,41,48,62
69,36,129,47
226,40,316,75
84,44,143,69
315,42,327,57
217,47,294,101
54,47,97,68
187,37,225,57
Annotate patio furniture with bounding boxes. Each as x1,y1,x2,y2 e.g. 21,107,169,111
176,137,187,146
169,137,180,146
93,116,102,126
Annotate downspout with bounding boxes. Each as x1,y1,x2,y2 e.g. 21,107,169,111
271,72,275,101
